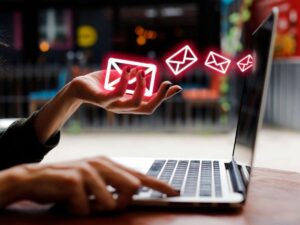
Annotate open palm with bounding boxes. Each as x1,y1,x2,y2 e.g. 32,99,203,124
71,67,182,115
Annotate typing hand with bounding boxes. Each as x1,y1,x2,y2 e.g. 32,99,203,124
0,156,179,215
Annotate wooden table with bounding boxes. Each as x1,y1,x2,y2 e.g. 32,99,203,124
1,167,299,225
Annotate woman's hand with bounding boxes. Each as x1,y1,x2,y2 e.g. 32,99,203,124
70,68,182,114
34,68,182,143
0,156,178,215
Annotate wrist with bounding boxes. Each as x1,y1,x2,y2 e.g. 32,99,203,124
62,81,83,108
0,166,27,207
34,81,83,143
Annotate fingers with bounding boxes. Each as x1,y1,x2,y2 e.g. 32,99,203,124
165,85,183,100
88,158,142,209
106,70,146,111
132,82,182,115
103,158,179,197
129,81,172,115
130,70,146,106
82,166,116,211
65,172,91,216
105,67,130,104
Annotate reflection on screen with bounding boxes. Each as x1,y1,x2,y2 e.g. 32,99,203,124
233,14,275,166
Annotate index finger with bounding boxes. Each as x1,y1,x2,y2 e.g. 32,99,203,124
138,173,180,197
104,158,179,196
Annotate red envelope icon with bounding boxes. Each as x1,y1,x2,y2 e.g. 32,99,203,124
104,58,157,97
204,51,231,74
165,45,198,76
237,54,253,72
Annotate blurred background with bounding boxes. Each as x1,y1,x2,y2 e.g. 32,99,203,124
0,0,300,171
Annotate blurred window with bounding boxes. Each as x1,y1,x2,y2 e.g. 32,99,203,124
117,4,198,55
38,9,73,50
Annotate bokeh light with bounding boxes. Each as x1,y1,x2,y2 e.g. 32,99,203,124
39,41,50,52
136,36,146,46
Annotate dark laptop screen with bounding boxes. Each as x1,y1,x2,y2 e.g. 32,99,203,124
232,11,277,167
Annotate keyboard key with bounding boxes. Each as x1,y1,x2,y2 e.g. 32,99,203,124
199,161,212,197
150,191,163,198
182,160,200,197
142,159,223,199
147,160,166,178
213,161,222,197
151,160,177,198
170,160,188,191
140,160,166,193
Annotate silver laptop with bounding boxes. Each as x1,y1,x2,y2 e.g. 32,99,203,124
114,8,278,208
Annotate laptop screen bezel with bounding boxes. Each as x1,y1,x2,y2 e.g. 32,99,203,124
231,8,278,168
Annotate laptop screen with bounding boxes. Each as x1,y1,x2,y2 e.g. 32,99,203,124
232,10,278,167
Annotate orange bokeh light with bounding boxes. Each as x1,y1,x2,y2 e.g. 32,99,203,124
135,26,145,36
136,36,146,46
145,31,157,40
39,41,50,52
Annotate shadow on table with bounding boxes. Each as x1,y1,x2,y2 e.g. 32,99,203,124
0,200,243,225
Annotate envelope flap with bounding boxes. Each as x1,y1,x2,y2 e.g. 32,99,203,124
184,48,196,59
211,53,230,65
166,48,186,63
128,66,155,84
110,61,123,74
247,56,253,63
204,51,231,74
108,58,156,86
239,55,253,66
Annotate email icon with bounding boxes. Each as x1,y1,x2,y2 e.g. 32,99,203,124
204,51,231,74
165,45,198,76
104,57,157,97
236,54,253,72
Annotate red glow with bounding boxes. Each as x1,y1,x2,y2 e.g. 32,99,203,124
164,42,199,78
236,54,254,73
204,51,232,75
101,53,160,97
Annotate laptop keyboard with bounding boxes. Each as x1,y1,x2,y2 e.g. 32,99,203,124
199,161,212,196
142,160,223,198
182,160,200,196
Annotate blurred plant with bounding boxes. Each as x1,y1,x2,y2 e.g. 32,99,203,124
219,0,253,124
222,0,253,55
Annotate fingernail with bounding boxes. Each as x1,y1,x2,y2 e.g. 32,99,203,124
175,189,181,194
126,66,131,73
165,88,183,100
140,71,145,78
167,189,180,197
175,87,183,94
165,81,172,87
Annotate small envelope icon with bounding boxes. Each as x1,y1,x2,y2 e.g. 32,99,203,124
204,51,231,74
165,45,198,76
237,54,253,72
104,58,157,97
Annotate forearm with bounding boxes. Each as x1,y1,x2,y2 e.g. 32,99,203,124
34,82,82,144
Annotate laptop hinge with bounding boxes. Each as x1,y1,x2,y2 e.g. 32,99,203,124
228,159,245,194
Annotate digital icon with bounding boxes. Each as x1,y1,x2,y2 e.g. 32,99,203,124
165,45,198,76
236,54,253,72
104,57,157,97
204,51,231,74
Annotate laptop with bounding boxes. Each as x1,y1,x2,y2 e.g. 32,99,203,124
114,8,278,208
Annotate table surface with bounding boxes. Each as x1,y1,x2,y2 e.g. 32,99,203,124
0,167,299,225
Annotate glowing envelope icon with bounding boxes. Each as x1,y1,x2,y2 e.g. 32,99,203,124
165,45,198,76
236,54,253,72
204,51,231,74
104,58,157,97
